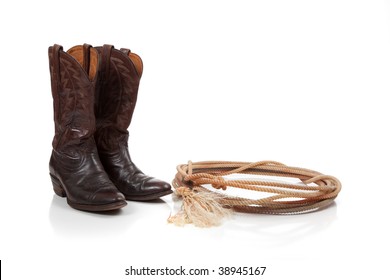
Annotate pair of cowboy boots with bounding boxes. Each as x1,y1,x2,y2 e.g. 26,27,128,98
48,44,172,212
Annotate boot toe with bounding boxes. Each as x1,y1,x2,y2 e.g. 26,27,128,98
67,188,127,212
143,178,172,193
122,178,173,201
91,188,126,204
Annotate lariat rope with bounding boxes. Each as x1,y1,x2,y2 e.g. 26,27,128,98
168,161,341,227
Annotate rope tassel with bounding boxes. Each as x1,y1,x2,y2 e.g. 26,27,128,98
168,161,341,227
168,186,232,227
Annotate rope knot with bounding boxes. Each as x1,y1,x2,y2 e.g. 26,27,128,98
211,184,227,190
211,176,228,191
175,186,193,197
211,177,228,190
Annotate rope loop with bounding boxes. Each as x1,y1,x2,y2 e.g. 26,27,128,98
173,160,341,216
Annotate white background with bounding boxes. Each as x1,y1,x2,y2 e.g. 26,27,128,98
1,0,389,279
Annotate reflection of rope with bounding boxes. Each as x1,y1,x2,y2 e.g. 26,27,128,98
168,161,341,227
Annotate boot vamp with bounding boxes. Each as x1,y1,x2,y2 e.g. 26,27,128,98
98,147,171,196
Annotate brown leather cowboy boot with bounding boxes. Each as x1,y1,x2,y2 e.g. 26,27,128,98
48,44,127,211
93,44,172,200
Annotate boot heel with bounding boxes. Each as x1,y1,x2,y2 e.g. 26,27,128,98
50,174,66,197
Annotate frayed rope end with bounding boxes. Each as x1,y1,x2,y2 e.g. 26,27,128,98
167,186,232,227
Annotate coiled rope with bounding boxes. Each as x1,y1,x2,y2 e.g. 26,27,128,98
168,161,341,227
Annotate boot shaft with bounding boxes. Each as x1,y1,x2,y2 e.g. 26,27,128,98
48,44,99,150
94,45,144,151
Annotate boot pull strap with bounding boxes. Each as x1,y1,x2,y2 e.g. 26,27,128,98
82,43,92,75
52,44,63,89
120,48,131,55
101,44,113,82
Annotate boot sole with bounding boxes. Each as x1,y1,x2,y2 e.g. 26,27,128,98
50,174,127,212
124,189,173,201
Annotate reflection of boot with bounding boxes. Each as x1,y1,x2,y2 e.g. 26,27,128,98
94,44,172,201
48,44,127,211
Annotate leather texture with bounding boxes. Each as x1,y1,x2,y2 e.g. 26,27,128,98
94,45,172,200
48,44,127,211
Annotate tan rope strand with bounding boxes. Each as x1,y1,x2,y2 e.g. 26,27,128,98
169,160,341,227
